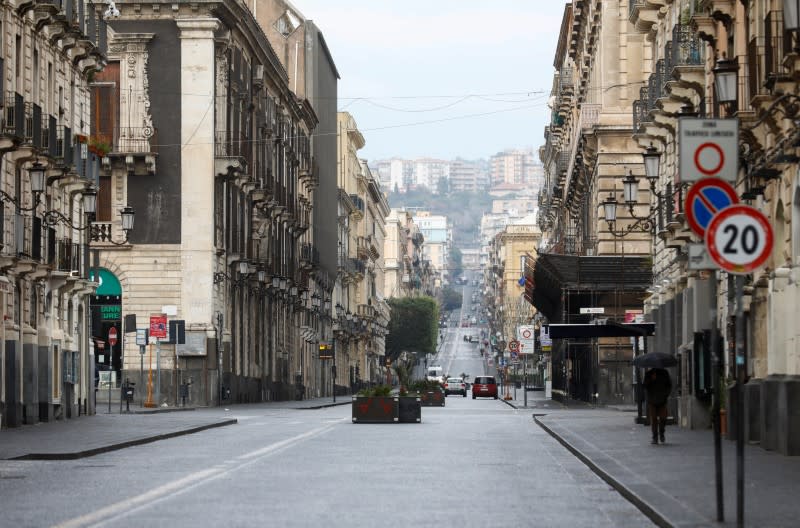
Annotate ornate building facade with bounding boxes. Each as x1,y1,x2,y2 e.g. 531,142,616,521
100,0,323,406
2,1,108,427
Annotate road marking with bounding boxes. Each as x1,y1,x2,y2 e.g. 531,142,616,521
51,420,344,528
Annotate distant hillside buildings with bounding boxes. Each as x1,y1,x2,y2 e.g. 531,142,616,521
371,147,541,194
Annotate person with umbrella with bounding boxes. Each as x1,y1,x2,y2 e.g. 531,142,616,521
634,352,676,445
643,367,672,444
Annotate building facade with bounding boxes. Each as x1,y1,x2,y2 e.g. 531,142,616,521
2,1,108,427
98,0,326,407
334,112,390,390
383,208,425,298
628,0,800,455
489,148,536,188
534,2,653,405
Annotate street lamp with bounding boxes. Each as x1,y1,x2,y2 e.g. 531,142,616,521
29,162,46,195
785,0,800,46
643,144,660,183
83,187,98,215
713,57,739,108
622,170,639,205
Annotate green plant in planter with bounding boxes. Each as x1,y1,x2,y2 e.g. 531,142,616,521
357,385,392,397
88,135,112,157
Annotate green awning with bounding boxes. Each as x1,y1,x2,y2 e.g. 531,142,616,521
89,268,122,296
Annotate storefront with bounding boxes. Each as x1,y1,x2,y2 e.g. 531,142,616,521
529,253,652,404
89,268,122,388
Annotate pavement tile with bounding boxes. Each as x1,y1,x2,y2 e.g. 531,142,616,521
534,407,800,528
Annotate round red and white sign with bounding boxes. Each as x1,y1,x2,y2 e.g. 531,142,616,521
508,340,520,352
108,327,118,347
705,205,773,275
521,328,532,339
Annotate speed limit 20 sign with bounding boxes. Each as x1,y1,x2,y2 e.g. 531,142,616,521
705,205,773,275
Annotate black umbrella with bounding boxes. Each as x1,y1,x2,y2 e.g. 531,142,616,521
632,352,677,368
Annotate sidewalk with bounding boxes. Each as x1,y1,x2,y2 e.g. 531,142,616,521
531,407,800,527
0,396,349,460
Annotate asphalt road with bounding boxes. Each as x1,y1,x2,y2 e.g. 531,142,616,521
0,282,653,527
0,398,653,528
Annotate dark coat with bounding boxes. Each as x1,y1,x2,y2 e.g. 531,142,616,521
643,368,672,406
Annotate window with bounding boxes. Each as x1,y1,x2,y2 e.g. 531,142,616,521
53,345,60,400
15,35,21,80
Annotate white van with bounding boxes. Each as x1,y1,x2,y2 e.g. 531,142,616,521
426,366,444,385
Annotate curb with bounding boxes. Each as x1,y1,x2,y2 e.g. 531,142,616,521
297,401,352,410
534,416,673,528
131,407,197,414
11,418,238,461
501,398,518,409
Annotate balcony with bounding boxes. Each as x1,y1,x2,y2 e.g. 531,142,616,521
300,242,320,269
105,127,158,176
357,304,374,319
356,236,370,260
55,238,83,274
2,92,25,141
667,24,704,93
764,10,792,91
628,0,661,33
351,258,366,277
349,194,365,219
214,130,248,177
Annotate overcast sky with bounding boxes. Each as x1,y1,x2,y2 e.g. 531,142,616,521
292,0,567,162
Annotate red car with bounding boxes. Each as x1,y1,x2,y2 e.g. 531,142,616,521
472,376,498,399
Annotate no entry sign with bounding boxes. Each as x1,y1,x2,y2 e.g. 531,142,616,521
685,178,739,237
108,327,118,347
705,205,773,275
679,118,738,182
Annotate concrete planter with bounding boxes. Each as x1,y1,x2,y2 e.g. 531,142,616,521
351,396,399,423
398,396,422,423
420,390,445,407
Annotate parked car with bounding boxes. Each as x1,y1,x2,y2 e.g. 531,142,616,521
444,377,467,397
472,376,498,399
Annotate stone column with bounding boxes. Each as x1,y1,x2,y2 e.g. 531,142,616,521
177,18,219,331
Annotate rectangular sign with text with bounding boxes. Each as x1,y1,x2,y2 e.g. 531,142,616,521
679,118,738,182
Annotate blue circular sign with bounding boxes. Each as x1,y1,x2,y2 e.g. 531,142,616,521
684,178,739,237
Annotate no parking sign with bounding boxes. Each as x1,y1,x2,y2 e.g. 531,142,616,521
679,119,738,182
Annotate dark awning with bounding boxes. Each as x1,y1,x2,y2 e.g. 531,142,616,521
530,253,653,320
547,322,655,338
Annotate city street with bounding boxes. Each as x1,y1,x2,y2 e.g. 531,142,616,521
0,400,652,528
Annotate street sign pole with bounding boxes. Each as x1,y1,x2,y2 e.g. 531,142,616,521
523,353,527,408
710,271,724,522
735,274,745,528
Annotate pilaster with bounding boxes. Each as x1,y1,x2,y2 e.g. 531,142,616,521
177,18,220,328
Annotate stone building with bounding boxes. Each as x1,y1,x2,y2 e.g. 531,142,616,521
1,1,108,427
486,215,540,381
97,0,324,406
383,208,425,299
334,112,390,390
534,2,653,405
629,0,800,455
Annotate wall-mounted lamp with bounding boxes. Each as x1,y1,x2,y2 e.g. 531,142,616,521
713,57,739,111
0,162,46,211
785,0,800,50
